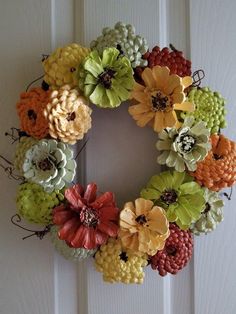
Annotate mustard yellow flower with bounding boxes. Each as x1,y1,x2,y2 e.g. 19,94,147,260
129,66,194,132
119,198,170,256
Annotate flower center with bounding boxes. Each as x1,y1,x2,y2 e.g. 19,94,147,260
161,189,178,205
27,109,37,121
98,68,116,89
177,132,196,153
151,91,170,112
66,111,76,121
80,206,99,227
119,251,128,262
38,158,53,171
135,214,147,225
166,245,177,256
203,202,211,214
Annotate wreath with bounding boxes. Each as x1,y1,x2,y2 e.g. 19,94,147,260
2,21,236,284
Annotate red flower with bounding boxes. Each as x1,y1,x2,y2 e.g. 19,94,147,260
53,183,120,249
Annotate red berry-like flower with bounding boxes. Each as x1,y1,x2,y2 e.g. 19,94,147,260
150,224,193,276
53,183,120,250
134,45,191,83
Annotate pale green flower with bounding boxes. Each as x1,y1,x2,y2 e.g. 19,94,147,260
22,139,76,192
90,21,148,68
157,117,211,172
191,188,224,235
141,171,205,230
50,226,97,261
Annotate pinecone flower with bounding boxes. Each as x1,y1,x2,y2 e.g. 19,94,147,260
14,136,37,172
44,85,92,144
141,171,205,230
143,45,191,76
78,48,134,108
190,134,236,191
150,223,193,276
119,198,169,256
90,21,148,68
129,66,194,132
16,182,64,224
191,188,224,235
50,226,97,261
95,238,148,284
181,87,227,134
53,183,119,250
16,88,50,139
22,139,76,192
43,43,90,88
156,117,211,172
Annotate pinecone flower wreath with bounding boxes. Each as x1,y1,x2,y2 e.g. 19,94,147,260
3,21,236,285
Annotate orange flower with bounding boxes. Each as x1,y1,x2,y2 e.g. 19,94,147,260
119,198,170,256
17,88,50,139
129,66,194,132
190,134,236,191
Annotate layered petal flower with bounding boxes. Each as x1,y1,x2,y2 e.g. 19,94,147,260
191,188,224,235
53,183,120,250
16,183,64,224
22,139,76,192
119,198,169,256
44,85,92,144
78,48,134,108
16,88,50,139
129,66,194,132
141,171,205,230
156,117,211,172
95,238,148,284
90,21,148,68
43,43,90,88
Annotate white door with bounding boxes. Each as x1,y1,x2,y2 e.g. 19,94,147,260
0,1,235,314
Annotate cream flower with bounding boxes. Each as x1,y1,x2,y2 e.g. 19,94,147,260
129,66,194,132
44,85,92,144
119,198,170,256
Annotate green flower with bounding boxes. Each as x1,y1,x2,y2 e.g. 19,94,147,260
90,21,148,68
181,87,227,134
22,139,76,193
16,183,64,224
191,188,224,235
50,226,97,261
14,136,37,173
140,171,205,230
78,47,134,108
157,117,211,172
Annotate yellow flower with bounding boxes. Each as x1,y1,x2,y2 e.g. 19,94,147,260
128,66,194,132
119,198,170,256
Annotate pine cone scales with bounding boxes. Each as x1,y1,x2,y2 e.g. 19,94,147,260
14,136,37,172
190,134,236,191
150,224,193,276
44,85,92,144
43,43,90,88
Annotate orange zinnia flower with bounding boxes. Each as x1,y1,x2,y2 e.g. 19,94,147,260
129,66,194,132
17,88,50,139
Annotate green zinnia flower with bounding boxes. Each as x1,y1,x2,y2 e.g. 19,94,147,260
50,226,97,261
78,47,134,108
191,188,224,235
90,21,148,68
181,87,227,134
140,171,205,230
16,183,64,224
22,139,76,193
156,117,211,172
